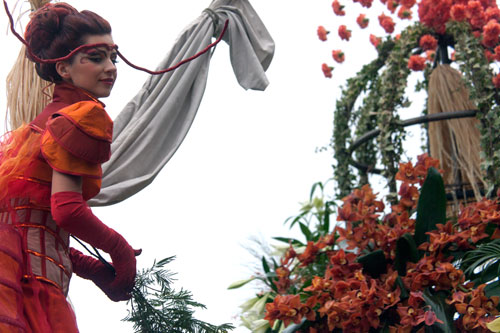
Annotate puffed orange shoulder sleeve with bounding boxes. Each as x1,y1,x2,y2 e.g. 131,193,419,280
40,101,113,200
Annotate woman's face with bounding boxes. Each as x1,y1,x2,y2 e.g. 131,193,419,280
56,34,117,98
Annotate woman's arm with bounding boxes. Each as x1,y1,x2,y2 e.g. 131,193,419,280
50,170,137,301
51,170,82,194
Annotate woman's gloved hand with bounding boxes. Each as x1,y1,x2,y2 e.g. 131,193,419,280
52,191,139,301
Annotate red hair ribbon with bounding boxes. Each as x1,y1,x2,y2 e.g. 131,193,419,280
3,0,229,75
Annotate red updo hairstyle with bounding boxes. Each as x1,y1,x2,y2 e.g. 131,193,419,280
24,2,111,82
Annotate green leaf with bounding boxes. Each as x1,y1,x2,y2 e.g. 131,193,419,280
356,249,387,278
285,211,308,229
227,277,256,290
309,182,324,201
414,167,447,246
422,289,456,333
485,280,500,299
394,233,420,275
262,257,270,274
396,275,409,300
299,222,313,241
273,237,304,247
323,206,330,235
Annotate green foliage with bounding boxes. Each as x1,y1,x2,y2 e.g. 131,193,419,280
461,239,500,284
413,167,447,246
124,257,234,333
376,23,429,198
422,289,456,333
448,21,500,195
332,38,395,198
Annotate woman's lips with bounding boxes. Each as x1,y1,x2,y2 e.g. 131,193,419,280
100,79,115,85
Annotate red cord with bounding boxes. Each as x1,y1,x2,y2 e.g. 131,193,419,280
3,0,229,75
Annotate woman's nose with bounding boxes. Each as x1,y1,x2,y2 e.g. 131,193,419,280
104,58,117,73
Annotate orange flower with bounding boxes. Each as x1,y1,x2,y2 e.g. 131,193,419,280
493,73,500,88
317,25,329,41
419,34,437,51
425,50,435,62
357,14,369,28
370,34,382,48
407,55,426,71
332,0,345,16
338,25,351,41
397,6,412,19
395,161,419,184
332,50,345,63
321,63,333,78
359,0,373,8
400,0,416,8
264,294,304,327
378,13,395,33
387,0,399,14
298,241,322,266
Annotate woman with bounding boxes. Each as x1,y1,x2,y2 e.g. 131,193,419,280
0,3,138,332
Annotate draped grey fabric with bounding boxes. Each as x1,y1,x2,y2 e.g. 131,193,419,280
89,0,274,206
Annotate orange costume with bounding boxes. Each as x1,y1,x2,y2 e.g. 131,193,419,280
0,82,113,332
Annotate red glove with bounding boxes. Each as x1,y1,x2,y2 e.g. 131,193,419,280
69,247,116,297
51,191,137,301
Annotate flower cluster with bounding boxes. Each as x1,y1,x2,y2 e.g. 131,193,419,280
318,0,500,80
244,154,500,332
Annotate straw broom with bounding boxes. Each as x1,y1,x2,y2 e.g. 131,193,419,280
428,64,485,209
6,0,53,130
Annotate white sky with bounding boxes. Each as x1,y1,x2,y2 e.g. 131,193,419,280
0,0,425,332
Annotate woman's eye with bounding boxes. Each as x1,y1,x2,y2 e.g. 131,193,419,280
88,56,103,63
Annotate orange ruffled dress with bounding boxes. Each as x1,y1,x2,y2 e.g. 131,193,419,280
0,82,112,333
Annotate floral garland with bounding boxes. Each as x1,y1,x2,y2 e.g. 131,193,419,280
376,23,428,199
320,0,500,198
233,154,500,331
332,39,394,198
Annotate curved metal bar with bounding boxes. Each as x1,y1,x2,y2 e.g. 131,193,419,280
349,109,477,173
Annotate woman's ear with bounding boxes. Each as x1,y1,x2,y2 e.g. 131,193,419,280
56,62,71,80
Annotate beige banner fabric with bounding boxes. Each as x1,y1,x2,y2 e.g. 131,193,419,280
89,0,274,206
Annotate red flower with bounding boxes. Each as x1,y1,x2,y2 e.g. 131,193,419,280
466,1,484,19
483,19,500,47
484,49,495,62
359,0,373,8
418,0,452,34
495,45,500,60
317,25,329,41
370,34,382,48
419,34,438,51
332,0,346,16
408,55,426,71
332,50,345,63
400,0,416,9
322,63,333,78
357,14,369,28
398,6,413,19
493,73,500,88
424,310,444,326
426,50,436,61
338,25,352,41
450,4,467,21
387,0,399,14
485,7,500,21
378,13,395,33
